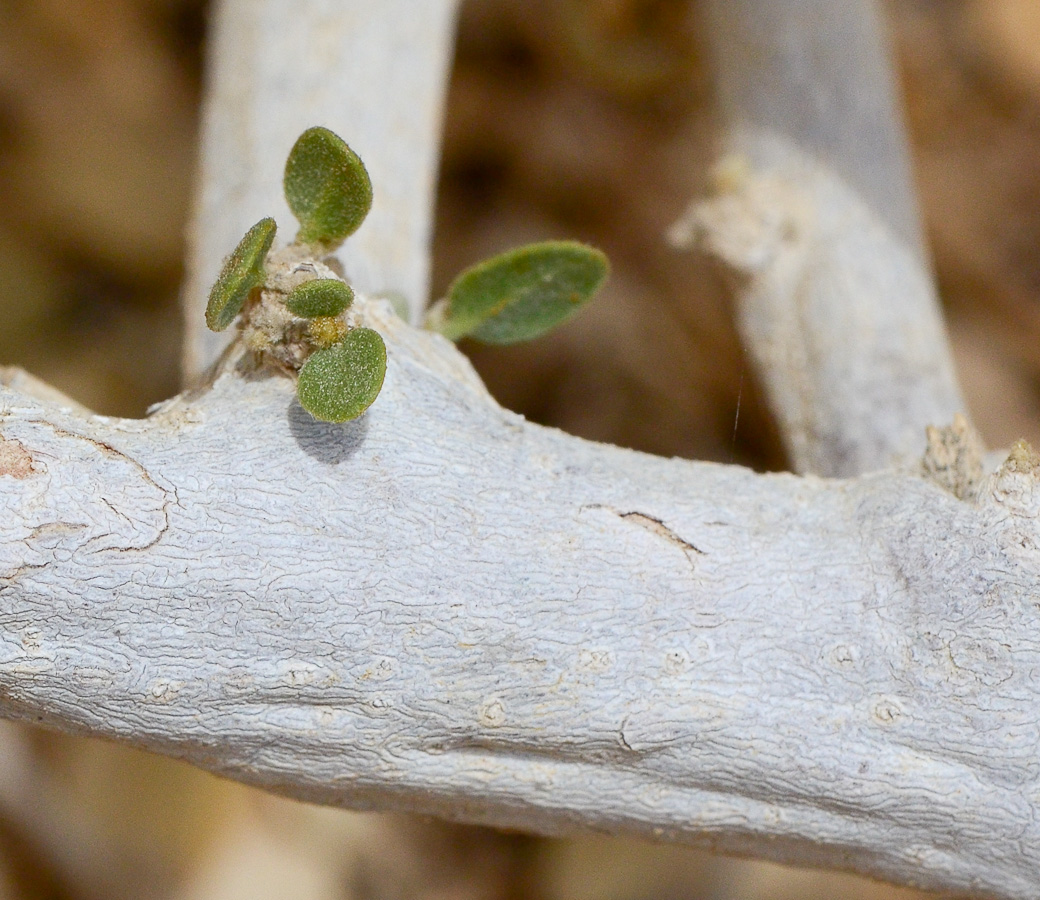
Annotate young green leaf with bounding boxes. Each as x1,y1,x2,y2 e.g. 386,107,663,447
284,127,373,249
435,240,609,344
285,278,354,318
205,217,277,331
297,327,387,423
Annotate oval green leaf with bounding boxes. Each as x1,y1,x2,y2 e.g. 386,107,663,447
285,278,354,318
297,327,387,423
437,241,609,344
284,127,373,249
205,217,277,331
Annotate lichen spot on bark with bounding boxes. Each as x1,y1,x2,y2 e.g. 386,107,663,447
0,435,34,479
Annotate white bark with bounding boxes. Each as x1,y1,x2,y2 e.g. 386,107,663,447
2,313,1040,899
182,0,460,379
683,0,968,477
2,0,1034,897
673,143,965,477
700,0,925,253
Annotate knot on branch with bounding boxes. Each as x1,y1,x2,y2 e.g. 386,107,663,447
980,438,1040,521
0,435,34,480
667,153,811,279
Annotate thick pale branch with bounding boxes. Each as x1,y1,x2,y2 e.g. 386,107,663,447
2,310,1040,899
685,0,968,477
183,0,460,379
7,1,1030,897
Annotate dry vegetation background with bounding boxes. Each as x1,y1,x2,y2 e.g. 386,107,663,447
0,0,1038,897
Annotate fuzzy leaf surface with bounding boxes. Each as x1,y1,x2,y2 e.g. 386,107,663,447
439,241,608,344
205,218,277,331
297,327,387,422
284,127,373,249
286,278,355,318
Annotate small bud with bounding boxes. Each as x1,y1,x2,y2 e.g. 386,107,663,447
307,316,348,349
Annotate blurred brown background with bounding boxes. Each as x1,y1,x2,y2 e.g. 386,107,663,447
0,0,1037,896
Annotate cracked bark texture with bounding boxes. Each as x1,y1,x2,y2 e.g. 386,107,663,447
2,0,1038,897
2,308,1040,898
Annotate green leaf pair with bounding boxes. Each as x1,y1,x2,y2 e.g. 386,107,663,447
203,127,384,425
205,127,373,334
286,280,387,424
205,127,373,330
430,241,609,345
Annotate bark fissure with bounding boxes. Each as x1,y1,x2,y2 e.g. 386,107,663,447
0,0,1034,896
1,306,1038,895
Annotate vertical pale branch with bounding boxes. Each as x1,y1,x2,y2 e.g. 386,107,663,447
182,0,461,380
703,0,922,252
691,0,967,476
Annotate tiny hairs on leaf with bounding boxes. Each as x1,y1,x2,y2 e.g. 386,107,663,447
284,127,373,250
205,218,277,332
435,240,608,344
286,278,355,318
296,327,387,423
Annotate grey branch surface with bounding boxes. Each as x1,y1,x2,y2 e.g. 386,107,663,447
683,0,967,478
1,0,1038,898
3,315,1040,900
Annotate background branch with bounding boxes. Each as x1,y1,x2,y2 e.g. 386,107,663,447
701,0,922,251
687,0,967,476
